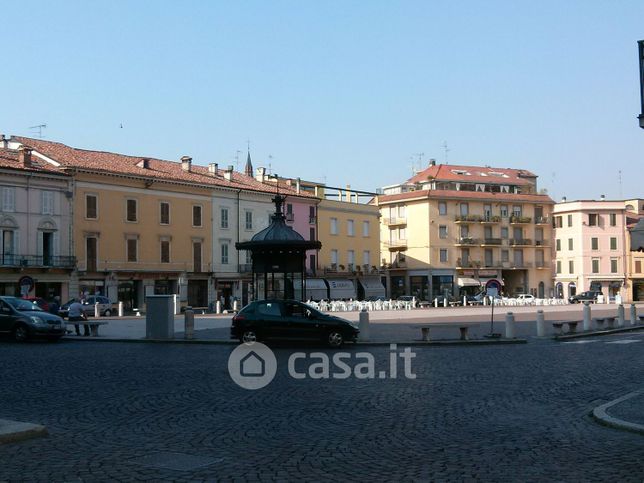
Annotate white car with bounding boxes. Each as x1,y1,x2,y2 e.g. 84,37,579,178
516,294,535,303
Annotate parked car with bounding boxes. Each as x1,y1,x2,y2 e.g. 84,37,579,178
59,296,114,318
231,299,359,347
0,296,66,341
568,291,602,304
23,297,50,312
432,294,458,306
515,294,536,303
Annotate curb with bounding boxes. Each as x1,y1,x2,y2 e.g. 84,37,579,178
592,390,644,435
62,336,527,347
555,324,644,341
0,419,48,445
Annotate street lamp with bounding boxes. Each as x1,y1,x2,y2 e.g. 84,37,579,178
638,40,644,128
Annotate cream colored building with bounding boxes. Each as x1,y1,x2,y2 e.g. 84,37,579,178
375,162,555,300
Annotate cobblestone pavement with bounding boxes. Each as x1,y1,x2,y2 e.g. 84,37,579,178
1,335,644,481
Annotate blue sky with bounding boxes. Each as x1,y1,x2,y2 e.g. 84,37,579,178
2,0,643,200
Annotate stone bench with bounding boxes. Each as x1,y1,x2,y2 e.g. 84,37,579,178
416,323,480,342
552,321,580,335
67,321,108,337
593,317,616,330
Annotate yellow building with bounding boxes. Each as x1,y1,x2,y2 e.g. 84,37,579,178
375,162,555,300
626,199,644,301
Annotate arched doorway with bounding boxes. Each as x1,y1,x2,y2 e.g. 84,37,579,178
568,282,577,298
538,281,545,298
555,282,564,299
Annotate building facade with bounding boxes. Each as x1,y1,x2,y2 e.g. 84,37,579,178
376,162,555,300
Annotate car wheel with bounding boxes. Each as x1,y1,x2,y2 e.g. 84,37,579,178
327,331,344,348
13,324,29,342
104,309,112,317
241,330,258,343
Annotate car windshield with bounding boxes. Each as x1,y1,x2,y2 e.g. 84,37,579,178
5,297,43,312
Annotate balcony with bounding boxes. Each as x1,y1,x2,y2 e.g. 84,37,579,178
455,215,482,223
309,216,317,224
384,240,408,250
534,240,550,247
502,261,533,269
238,264,253,273
509,215,532,224
0,255,76,269
535,261,550,269
383,217,407,226
480,215,502,224
534,216,551,225
455,237,479,246
509,238,532,246
285,213,294,222
481,238,503,246
456,259,481,269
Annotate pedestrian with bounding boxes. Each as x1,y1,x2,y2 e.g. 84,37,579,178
48,296,60,317
68,298,89,336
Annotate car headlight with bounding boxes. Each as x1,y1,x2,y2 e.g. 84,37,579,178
29,316,47,326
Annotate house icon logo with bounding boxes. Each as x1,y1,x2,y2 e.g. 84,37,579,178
228,342,277,390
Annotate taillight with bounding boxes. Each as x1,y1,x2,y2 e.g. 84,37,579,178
232,314,245,324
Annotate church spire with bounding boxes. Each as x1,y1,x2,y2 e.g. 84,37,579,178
244,150,253,177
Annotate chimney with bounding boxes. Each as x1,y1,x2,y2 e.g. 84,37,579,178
18,146,32,168
255,167,266,182
208,163,219,175
224,165,234,181
296,177,301,194
137,158,150,169
429,158,436,166
600,194,605,201
0,134,7,149
181,156,192,172
561,196,567,202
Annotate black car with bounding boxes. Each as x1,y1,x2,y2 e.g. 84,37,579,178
0,296,66,342
568,291,602,304
231,299,359,347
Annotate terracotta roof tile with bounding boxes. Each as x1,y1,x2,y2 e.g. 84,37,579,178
408,163,537,186
0,148,67,175
378,188,554,204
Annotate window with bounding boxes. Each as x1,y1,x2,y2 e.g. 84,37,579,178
362,221,370,237
591,258,600,274
440,249,448,263
569,260,574,274
245,211,253,230
439,225,448,239
636,260,642,273
245,250,252,264
127,238,137,262
220,208,228,229
399,227,406,240
363,250,370,266
438,202,447,216
330,218,338,235
460,203,469,216
591,237,598,250
512,205,522,217
398,205,406,217
86,237,97,272
609,213,617,227
160,240,170,263
556,260,561,274
568,238,573,250
501,227,509,239
160,202,170,225
1,187,15,212
610,237,617,250
309,227,315,241
588,213,598,226
41,191,54,215
126,199,137,222
86,194,97,219
500,205,508,218
567,214,573,227
192,205,201,226
193,241,202,272
610,258,618,274
331,249,338,265
221,243,229,265
501,250,509,262
347,220,355,236
554,216,563,228
309,206,316,223
556,239,561,251
347,250,355,268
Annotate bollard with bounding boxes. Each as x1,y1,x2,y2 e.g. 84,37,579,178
583,302,591,331
233,299,239,312
443,297,448,308
631,304,637,326
184,308,194,340
505,312,515,339
463,296,467,307
94,302,100,318
434,298,438,308
536,310,545,337
118,301,124,317
617,304,625,327
484,296,488,306
358,309,370,341
216,300,221,314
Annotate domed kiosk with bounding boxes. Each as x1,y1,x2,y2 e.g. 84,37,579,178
236,194,321,301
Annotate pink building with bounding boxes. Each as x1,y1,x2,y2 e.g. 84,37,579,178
553,198,629,301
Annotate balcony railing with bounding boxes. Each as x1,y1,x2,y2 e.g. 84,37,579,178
534,240,549,247
534,216,550,225
509,215,532,224
384,240,408,249
455,237,479,245
383,217,407,226
481,238,503,245
0,255,76,269
238,264,253,273
456,259,481,268
309,216,317,224
509,238,532,246
455,215,482,223
481,215,502,223
502,261,533,269
535,261,549,269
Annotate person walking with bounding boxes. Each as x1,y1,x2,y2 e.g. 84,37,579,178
48,296,60,317
68,298,89,336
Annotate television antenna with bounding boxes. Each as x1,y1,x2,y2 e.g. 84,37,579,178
412,152,424,174
618,170,623,198
268,154,273,175
442,141,450,164
234,150,242,171
29,124,47,139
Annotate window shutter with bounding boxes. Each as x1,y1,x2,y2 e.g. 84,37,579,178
53,231,59,256
37,231,43,257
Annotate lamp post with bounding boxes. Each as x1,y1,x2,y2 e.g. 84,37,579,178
638,40,644,128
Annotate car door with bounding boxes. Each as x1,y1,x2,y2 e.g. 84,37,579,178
254,301,285,339
0,300,17,334
284,301,320,340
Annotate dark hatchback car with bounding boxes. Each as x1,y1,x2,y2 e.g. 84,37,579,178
568,291,602,304
0,296,66,341
231,299,359,347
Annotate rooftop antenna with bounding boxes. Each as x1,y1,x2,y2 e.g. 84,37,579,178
29,124,47,139
413,152,424,174
234,150,242,171
618,170,623,198
442,141,450,164
268,154,273,175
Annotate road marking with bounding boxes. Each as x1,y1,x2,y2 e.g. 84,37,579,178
563,340,599,344
605,339,641,345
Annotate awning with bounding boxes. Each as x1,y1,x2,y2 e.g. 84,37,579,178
326,278,357,300
304,279,329,301
457,277,482,287
358,277,386,299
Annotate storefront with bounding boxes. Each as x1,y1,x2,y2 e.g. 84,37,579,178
633,279,644,301
357,277,386,300
431,273,454,299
